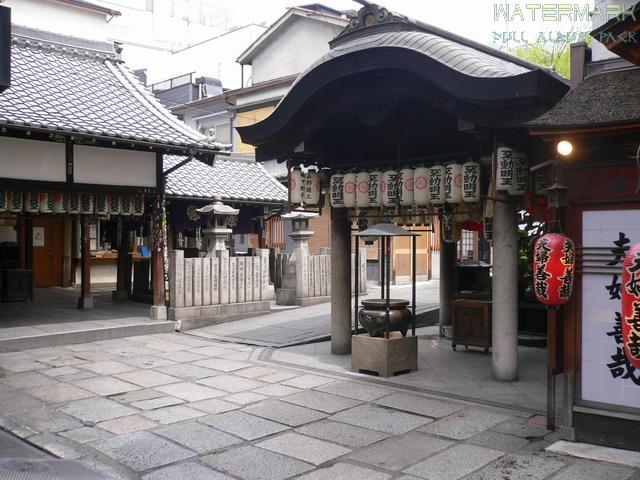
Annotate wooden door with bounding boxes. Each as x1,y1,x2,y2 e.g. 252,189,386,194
33,217,65,287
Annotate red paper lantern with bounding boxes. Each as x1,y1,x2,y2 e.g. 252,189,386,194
533,233,575,305
621,243,640,369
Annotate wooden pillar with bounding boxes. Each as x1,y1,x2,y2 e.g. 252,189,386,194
78,216,93,309
24,216,33,269
113,218,129,300
62,216,72,288
150,151,167,320
439,240,456,334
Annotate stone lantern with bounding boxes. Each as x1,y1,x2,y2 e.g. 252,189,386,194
196,197,239,257
281,206,319,252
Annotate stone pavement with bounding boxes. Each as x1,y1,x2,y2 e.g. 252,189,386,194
267,326,554,414
189,281,439,347
0,331,638,480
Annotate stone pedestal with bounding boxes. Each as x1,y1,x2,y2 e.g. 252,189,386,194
351,334,418,377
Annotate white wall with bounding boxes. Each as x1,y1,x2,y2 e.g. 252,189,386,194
4,0,110,41
0,137,66,182
250,16,344,84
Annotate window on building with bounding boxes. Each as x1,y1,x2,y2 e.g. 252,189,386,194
214,122,231,144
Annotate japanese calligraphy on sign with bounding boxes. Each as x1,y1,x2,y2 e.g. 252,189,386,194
582,211,640,408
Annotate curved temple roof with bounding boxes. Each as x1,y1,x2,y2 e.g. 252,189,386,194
237,7,569,157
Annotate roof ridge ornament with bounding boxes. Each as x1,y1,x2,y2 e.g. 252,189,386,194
337,2,408,39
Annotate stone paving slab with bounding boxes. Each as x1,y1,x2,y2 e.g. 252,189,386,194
114,370,180,388
130,396,184,411
141,462,234,480
315,380,393,401
281,390,361,413
419,408,510,440
24,383,94,404
202,445,313,480
375,392,464,418
154,363,221,380
97,415,158,434
295,420,390,448
296,462,392,480
197,374,267,392
349,431,452,471
403,443,504,479
257,431,351,465
244,399,327,427
141,405,206,424
329,404,432,435
90,431,196,473
155,421,242,454
199,410,289,440
60,397,136,423
154,381,225,401
71,376,141,396
549,459,637,480
466,453,567,480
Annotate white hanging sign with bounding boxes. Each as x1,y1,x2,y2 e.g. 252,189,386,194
329,172,346,208
368,170,382,207
508,152,528,196
355,171,370,208
38,193,53,213
413,167,430,206
462,161,481,203
496,146,515,191
429,165,445,205
445,163,463,204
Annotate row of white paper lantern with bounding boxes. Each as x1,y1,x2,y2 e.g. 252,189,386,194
0,191,144,216
327,162,482,209
496,146,528,196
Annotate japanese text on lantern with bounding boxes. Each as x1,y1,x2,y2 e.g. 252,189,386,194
534,237,552,300
623,249,640,364
605,232,640,385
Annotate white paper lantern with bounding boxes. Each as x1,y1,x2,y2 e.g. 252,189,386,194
0,191,7,212
95,194,110,215
51,193,65,213
8,192,23,213
496,146,515,191
304,169,321,206
38,193,53,213
24,192,39,213
382,169,400,207
343,171,357,208
368,170,383,207
133,195,145,216
121,195,132,216
398,167,414,206
413,167,430,206
80,194,94,214
329,172,346,208
66,193,81,214
508,152,528,196
462,161,481,203
289,167,304,205
445,164,463,204
429,165,445,205
355,171,370,208
110,195,121,215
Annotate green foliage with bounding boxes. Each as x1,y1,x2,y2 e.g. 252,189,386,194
509,43,571,79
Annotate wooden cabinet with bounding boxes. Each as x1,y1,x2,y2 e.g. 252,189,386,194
1,269,34,302
452,299,492,353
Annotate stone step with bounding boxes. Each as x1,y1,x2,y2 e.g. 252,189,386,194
0,321,175,352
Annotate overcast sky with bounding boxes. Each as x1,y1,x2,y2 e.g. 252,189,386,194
215,0,594,50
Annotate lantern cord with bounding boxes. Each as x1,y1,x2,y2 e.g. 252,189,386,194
548,219,562,233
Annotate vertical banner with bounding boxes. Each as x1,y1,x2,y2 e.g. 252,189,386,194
581,210,640,408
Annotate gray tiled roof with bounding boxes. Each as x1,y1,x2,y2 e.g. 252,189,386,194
0,30,222,152
164,155,287,204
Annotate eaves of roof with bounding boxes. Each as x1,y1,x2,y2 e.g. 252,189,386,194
51,0,121,17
